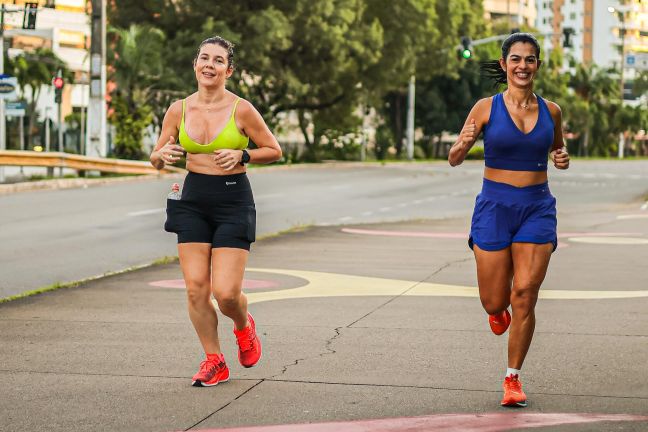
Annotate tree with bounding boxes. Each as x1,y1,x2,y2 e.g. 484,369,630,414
377,0,487,158
107,24,165,159
6,48,72,148
569,64,620,156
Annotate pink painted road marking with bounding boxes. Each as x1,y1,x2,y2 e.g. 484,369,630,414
149,279,280,290
188,413,648,432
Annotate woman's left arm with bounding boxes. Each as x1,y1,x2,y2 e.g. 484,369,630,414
214,100,282,170
547,101,570,170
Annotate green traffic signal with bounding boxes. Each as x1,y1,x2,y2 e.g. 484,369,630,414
461,49,472,59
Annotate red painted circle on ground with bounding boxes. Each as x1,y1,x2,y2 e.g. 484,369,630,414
149,279,280,290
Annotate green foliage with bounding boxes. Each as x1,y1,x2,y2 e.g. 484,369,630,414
107,24,165,159
631,71,648,98
105,1,646,161
6,48,72,148
465,145,484,160
110,95,152,160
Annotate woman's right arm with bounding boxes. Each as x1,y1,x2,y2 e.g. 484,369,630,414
150,101,183,170
448,98,490,167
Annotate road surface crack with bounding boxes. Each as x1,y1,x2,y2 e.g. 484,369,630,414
270,326,343,379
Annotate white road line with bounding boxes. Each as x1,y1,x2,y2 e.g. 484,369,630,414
397,203,408,208
361,211,374,216
379,207,392,212
413,200,423,204
338,216,353,222
128,208,165,217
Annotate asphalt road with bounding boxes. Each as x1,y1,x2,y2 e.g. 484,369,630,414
1,160,647,299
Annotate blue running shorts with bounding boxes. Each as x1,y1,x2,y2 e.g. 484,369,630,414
469,178,557,252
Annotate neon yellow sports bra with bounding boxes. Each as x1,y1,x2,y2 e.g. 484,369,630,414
179,98,249,154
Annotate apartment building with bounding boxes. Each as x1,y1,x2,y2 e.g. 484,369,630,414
1,0,89,149
484,0,539,27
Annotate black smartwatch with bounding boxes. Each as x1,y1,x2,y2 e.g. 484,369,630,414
240,149,251,165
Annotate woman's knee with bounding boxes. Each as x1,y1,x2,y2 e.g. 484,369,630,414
510,281,540,313
480,297,510,315
185,279,212,308
214,290,242,313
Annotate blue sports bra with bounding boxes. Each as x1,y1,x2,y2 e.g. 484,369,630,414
483,93,554,171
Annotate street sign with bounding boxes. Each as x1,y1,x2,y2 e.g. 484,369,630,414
0,76,18,99
626,52,648,71
6,100,26,116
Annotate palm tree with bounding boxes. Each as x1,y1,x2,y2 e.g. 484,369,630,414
569,64,619,156
6,48,72,148
107,24,165,159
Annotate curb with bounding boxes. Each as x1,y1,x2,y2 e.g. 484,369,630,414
0,172,185,195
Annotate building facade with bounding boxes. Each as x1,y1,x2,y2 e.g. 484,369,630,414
535,0,647,102
1,0,89,150
484,0,539,27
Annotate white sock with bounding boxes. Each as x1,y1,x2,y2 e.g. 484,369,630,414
506,367,521,378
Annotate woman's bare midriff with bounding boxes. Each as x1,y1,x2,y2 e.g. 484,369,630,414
186,153,247,175
484,167,548,187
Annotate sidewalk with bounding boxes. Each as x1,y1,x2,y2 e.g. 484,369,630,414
1,210,647,431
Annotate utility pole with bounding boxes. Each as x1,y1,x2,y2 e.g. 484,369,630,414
609,5,628,158
86,0,106,157
405,75,415,160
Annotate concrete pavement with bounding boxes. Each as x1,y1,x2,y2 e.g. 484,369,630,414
1,202,647,431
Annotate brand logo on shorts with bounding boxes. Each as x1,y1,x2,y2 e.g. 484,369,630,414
226,181,237,186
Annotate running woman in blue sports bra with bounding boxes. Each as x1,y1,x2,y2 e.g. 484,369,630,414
150,37,282,387
448,33,570,408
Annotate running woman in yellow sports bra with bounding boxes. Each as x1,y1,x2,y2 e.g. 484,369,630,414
150,36,282,387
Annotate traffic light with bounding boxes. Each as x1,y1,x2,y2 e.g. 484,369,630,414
460,36,472,60
22,2,38,30
563,27,575,48
53,74,64,104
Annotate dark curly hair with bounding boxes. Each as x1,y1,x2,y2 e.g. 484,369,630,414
480,33,541,85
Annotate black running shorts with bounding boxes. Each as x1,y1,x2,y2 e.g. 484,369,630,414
164,172,256,250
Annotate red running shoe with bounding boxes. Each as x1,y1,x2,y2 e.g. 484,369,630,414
501,374,528,407
489,309,511,335
234,313,262,368
192,353,229,387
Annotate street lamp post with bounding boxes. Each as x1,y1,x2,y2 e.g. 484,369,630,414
608,5,628,158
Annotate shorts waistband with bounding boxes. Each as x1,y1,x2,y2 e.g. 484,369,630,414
480,178,551,203
185,171,249,188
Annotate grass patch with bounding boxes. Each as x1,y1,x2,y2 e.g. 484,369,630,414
257,223,313,241
0,256,179,304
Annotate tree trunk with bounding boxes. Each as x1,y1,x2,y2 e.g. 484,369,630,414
297,110,317,161
394,94,403,157
435,132,444,158
582,129,590,157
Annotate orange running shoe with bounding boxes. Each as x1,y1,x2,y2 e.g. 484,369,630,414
192,354,230,387
234,313,262,368
501,374,528,407
489,309,511,335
